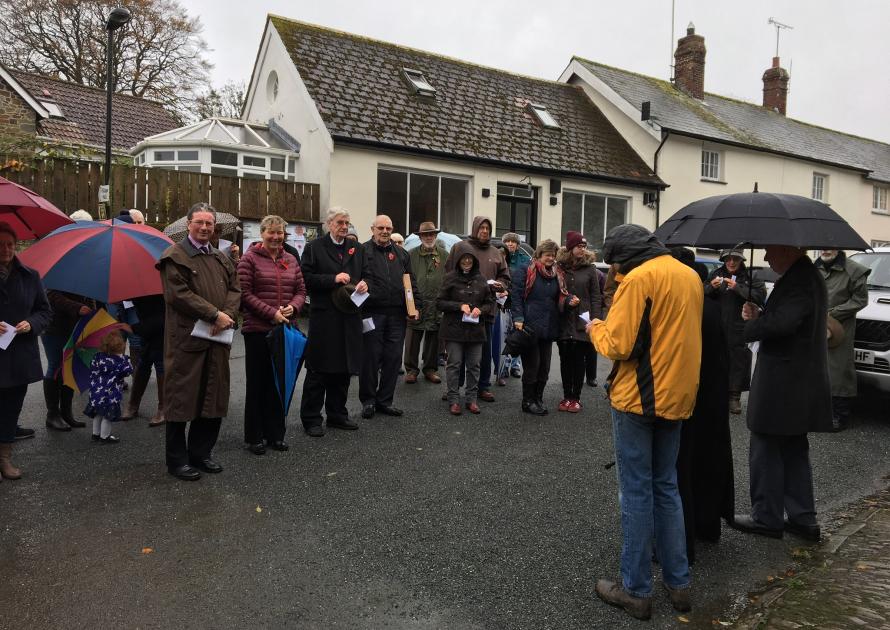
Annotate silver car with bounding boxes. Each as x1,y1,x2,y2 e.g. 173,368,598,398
849,248,890,392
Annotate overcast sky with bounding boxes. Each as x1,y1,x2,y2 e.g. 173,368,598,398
180,0,890,143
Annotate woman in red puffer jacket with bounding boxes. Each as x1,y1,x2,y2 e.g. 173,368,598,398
238,215,306,455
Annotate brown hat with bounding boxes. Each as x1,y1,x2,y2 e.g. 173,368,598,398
826,315,844,349
331,283,360,314
416,221,440,235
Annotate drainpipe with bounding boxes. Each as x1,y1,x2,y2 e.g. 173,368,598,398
653,130,670,227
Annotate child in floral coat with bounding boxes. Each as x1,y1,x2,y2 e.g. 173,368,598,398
84,331,133,444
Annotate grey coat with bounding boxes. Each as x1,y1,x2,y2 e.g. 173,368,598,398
0,258,52,388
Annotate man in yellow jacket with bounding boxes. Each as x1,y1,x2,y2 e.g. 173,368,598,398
586,224,703,621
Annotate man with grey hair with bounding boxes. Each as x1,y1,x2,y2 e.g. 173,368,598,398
128,209,145,224
300,208,368,436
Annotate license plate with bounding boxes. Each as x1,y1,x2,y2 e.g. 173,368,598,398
854,349,875,365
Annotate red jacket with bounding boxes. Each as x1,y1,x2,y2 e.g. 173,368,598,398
237,243,307,333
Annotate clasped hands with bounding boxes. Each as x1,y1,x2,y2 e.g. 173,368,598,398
335,272,368,294
0,320,32,335
461,304,482,319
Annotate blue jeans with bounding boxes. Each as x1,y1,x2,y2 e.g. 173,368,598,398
41,334,67,379
611,409,689,598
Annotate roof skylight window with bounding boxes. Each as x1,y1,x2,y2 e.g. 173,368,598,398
403,68,436,97
40,101,64,118
529,103,559,129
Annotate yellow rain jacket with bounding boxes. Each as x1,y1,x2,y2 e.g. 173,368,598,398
589,254,703,420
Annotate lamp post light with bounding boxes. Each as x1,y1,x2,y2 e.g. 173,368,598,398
103,6,131,199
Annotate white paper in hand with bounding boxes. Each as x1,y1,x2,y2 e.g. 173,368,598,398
579,311,591,324
351,289,369,307
191,319,234,345
496,294,508,306
0,322,17,350
462,313,480,324
362,317,376,333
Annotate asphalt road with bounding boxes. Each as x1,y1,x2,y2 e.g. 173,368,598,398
1,336,888,629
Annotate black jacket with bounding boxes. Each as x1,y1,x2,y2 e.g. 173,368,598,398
510,262,561,342
362,239,420,316
743,256,832,434
0,257,52,387
437,255,493,343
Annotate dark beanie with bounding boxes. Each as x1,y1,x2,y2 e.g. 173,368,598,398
565,231,586,250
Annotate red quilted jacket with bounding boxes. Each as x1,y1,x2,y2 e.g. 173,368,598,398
237,242,307,333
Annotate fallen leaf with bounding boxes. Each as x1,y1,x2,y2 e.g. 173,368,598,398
141,547,154,555
766,575,774,582
255,506,262,513
856,564,870,571
677,615,689,623
416,447,423,451
326,472,337,477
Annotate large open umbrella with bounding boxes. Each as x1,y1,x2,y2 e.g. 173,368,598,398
61,309,130,393
18,222,173,303
0,175,73,239
403,231,463,252
163,211,240,242
266,323,307,416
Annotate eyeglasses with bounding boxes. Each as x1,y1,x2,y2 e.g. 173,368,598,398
373,226,393,232
190,220,215,227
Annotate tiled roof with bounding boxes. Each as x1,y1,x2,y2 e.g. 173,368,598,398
9,70,179,153
268,17,662,188
575,58,890,184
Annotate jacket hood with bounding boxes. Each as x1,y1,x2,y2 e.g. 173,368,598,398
601,224,669,273
557,246,594,269
814,250,846,270
468,216,493,247
456,252,481,276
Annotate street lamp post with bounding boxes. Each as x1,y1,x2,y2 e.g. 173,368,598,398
103,7,132,204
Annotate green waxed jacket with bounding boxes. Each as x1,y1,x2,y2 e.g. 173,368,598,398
409,242,448,331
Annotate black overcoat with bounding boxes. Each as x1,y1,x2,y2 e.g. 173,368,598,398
436,257,493,344
0,257,52,388
743,256,833,435
301,236,366,375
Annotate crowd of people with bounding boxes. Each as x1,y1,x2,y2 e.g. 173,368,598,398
0,201,870,620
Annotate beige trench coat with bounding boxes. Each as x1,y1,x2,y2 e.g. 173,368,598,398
158,240,241,422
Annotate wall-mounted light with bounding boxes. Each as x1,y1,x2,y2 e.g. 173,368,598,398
481,188,490,198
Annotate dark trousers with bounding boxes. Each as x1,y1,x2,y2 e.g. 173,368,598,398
165,418,222,468
558,339,589,400
403,327,440,375
300,370,351,428
584,343,598,382
0,385,28,443
360,313,407,407
749,432,817,529
521,339,553,386
243,332,286,444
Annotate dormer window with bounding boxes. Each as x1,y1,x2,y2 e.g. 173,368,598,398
403,68,436,97
529,103,559,129
40,101,64,118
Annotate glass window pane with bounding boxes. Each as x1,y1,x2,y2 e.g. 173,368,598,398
408,173,438,235
270,157,285,172
514,200,532,232
440,178,467,234
495,199,512,237
583,194,606,249
241,172,266,180
562,192,583,236
606,197,627,242
211,150,238,166
243,155,265,168
377,169,408,236
288,159,296,173
210,167,237,177
178,150,199,161
154,150,174,161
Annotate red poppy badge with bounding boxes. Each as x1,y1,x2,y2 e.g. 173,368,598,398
388,252,395,261
348,247,356,256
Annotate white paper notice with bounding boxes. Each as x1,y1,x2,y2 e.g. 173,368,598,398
462,313,480,324
122,300,134,309
351,290,369,307
0,322,16,350
190,319,234,345
362,317,376,333
579,311,591,324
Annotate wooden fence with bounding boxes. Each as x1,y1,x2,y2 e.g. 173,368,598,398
0,156,320,226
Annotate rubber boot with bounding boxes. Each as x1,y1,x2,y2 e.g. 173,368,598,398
120,364,151,420
535,382,549,415
44,378,70,432
149,373,166,427
0,442,22,480
59,383,86,428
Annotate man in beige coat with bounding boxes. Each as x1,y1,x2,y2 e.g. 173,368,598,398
158,202,241,481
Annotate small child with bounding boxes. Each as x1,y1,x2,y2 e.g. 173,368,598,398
84,331,133,444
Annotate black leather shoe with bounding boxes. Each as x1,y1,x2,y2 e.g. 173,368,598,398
99,435,120,444
361,404,376,419
46,415,71,432
328,417,359,430
190,458,223,474
247,442,266,455
376,405,403,417
731,514,783,539
168,464,201,481
268,440,289,451
784,519,821,542
14,426,35,441
305,425,325,437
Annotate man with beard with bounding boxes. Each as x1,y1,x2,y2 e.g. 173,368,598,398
404,222,447,385
445,217,511,402
815,249,870,431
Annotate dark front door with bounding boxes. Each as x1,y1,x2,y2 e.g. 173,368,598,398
495,184,537,246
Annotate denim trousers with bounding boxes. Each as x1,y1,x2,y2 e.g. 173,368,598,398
611,409,689,598
41,334,67,379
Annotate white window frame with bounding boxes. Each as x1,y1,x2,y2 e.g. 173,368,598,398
403,68,436,97
529,103,560,129
377,166,470,234
562,189,630,249
812,173,827,201
701,149,721,181
874,185,889,214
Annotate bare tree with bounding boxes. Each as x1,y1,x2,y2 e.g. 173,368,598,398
0,0,212,122
195,80,246,120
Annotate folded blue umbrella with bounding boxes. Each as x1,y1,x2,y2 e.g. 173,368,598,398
266,323,307,416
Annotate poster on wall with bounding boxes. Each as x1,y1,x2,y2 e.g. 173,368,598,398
241,220,321,256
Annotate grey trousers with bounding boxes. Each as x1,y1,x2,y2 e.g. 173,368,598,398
445,341,482,405
404,327,440,376
749,431,817,529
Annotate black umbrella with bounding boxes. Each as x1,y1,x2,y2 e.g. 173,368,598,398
654,191,869,251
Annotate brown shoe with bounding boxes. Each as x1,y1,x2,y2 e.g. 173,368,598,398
423,371,441,384
405,373,418,384
663,584,692,612
479,390,495,403
595,579,651,620
449,403,462,416
465,402,480,414
0,443,22,480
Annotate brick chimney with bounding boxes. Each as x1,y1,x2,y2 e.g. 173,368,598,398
762,57,790,115
673,23,706,100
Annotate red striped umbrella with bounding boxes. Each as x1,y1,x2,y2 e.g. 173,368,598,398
18,222,174,303
0,175,73,238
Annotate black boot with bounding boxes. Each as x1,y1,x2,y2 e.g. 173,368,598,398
44,378,70,432
535,382,549,415
59,384,86,428
522,384,547,416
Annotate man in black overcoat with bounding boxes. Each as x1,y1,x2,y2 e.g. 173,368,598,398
733,245,833,542
299,208,368,437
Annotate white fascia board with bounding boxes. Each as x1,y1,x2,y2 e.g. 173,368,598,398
559,59,661,142
242,20,273,119
133,137,297,157
0,66,50,118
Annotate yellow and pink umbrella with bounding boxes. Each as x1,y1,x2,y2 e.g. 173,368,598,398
62,308,130,393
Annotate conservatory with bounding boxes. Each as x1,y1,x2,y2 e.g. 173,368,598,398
130,117,300,180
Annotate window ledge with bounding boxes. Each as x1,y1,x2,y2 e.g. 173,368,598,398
700,178,727,185
871,209,890,216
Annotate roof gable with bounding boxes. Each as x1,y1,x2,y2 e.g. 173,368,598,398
574,58,890,183
8,70,179,153
267,16,661,187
